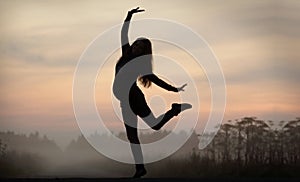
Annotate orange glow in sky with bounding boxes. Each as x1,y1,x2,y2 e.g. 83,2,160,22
0,0,299,147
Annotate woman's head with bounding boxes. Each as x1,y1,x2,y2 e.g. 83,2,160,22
131,38,153,88
131,38,152,57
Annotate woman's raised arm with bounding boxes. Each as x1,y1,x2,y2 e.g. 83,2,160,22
121,7,145,56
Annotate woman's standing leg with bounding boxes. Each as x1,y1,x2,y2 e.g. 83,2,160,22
121,103,146,177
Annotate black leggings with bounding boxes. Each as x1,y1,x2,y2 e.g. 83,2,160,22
120,101,177,168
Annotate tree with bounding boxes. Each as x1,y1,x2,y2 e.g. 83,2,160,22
0,139,6,157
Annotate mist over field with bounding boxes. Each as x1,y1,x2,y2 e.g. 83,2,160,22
1,117,299,178
0,129,199,178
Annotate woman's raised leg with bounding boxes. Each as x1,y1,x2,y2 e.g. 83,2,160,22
142,103,192,130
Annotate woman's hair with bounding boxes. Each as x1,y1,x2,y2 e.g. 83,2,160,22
119,37,153,88
136,38,152,88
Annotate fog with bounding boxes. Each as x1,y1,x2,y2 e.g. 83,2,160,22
1,116,300,178
0,130,199,177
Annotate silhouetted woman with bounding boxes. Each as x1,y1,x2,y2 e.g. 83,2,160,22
113,7,192,178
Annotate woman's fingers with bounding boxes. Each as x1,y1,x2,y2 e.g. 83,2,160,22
178,83,187,92
130,7,145,14
133,9,145,13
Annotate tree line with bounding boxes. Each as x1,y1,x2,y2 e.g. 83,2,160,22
197,117,300,166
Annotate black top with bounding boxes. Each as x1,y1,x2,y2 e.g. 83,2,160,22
112,14,178,101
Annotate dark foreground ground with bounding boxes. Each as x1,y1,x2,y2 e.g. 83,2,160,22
1,178,300,182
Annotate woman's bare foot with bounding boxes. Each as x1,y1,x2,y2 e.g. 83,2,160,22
171,103,192,116
133,168,147,178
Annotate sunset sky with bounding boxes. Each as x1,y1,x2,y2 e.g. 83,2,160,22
0,0,299,148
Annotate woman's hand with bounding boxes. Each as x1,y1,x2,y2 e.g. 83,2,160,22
128,7,145,15
177,83,187,92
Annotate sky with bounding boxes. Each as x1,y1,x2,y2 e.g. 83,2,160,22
0,0,299,148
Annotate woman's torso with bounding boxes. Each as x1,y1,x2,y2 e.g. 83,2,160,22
113,55,150,101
